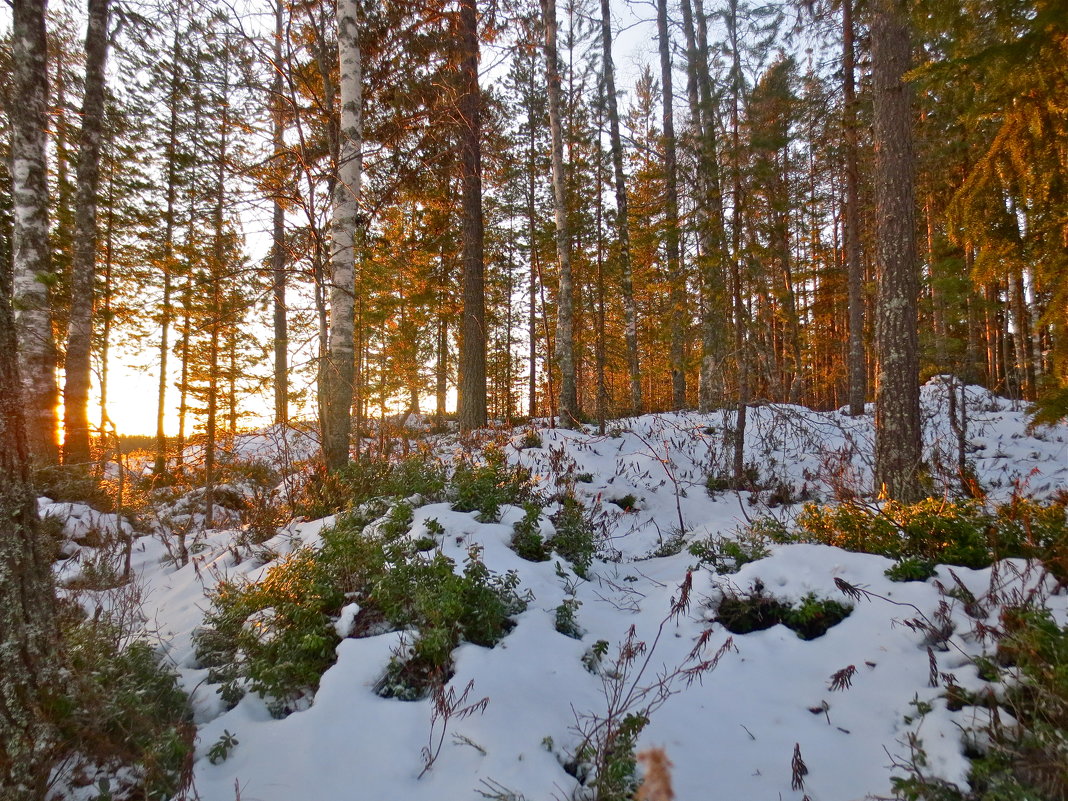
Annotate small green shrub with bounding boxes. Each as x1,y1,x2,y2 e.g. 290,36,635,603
705,475,731,494
715,587,851,639
609,494,638,512
511,502,550,562
519,429,543,449
197,503,527,709
548,494,597,577
892,607,1068,801
592,712,649,801
715,590,792,635
452,446,534,522
207,730,239,765
58,614,193,799
782,594,853,640
373,547,526,699
35,464,115,511
794,497,1068,572
295,452,447,518
689,532,771,574
554,598,583,639
885,557,938,583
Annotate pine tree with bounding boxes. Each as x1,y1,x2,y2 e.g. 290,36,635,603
457,0,487,432
62,0,112,466
872,0,922,501
543,0,579,427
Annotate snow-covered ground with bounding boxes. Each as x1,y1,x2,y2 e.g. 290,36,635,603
46,382,1068,800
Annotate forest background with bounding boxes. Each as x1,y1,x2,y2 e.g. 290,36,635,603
0,0,1065,478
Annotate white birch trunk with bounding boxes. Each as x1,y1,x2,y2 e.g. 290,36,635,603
323,0,362,471
11,0,58,465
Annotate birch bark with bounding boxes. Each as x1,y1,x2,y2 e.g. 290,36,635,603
323,0,362,470
11,0,58,465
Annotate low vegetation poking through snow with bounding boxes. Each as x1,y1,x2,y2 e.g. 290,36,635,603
44,383,1068,801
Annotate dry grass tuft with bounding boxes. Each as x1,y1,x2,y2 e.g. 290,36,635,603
636,747,675,801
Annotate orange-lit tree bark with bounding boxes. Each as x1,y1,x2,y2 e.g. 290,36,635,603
656,0,687,409
63,0,112,466
599,0,642,414
271,0,289,425
872,0,922,501
843,0,866,415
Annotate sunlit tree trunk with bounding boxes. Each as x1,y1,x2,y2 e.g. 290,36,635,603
457,0,487,433
656,0,687,409
155,22,183,474
843,0,867,415
542,0,578,427
323,0,362,470
272,0,289,425
872,0,922,501
63,0,111,466
11,0,59,465
599,0,641,414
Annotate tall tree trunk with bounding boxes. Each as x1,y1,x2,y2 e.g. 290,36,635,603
457,0,487,433
543,0,578,427
323,0,362,471
843,0,867,416
155,23,183,475
204,57,232,529
272,0,289,425
872,0,922,502
98,167,115,437
656,0,687,409
691,0,728,412
0,182,59,798
62,0,111,466
726,0,749,485
436,240,449,425
11,0,59,465
599,0,641,414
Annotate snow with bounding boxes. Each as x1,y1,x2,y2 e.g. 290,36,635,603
46,382,1068,800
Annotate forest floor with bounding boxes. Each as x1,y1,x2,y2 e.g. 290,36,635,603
44,379,1068,801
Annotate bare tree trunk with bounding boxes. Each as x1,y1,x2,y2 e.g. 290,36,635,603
0,170,59,797
726,0,749,484
843,0,867,416
98,165,115,438
155,23,183,475
63,0,111,466
11,0,59,465
599,0,641,414
457,0,487,433
656,0,687,409
323,0,362,471
872,0,922,502
691,0,728,412
272,0,289,425
543,0,579,427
